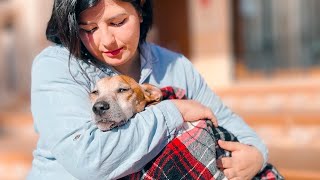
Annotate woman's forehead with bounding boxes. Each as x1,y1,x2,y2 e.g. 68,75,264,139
79,0,134,22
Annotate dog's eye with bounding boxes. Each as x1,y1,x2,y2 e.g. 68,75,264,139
91,90,99,95
118,88,130,93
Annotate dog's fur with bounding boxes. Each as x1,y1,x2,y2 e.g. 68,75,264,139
90,75,163,131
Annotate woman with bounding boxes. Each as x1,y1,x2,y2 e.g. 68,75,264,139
28,0,267,179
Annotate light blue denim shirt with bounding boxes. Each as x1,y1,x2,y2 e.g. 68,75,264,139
28,42,268,180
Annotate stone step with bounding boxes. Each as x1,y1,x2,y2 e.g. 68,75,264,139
0,112,37,180
0,150,32,180
217,81,320,114
0,136,35,180
253,125,320,149
0,111,33,126
250,125,320,180
240,112,320,126
216,79,320,95
279,169,320,180
268,146,320,174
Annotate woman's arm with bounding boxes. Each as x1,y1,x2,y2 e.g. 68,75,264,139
31,52,185,180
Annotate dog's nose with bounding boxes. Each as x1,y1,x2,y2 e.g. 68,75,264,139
92,101,110,115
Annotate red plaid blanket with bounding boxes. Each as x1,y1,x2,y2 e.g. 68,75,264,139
122,87,284,180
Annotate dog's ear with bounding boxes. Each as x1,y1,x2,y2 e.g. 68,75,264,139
141,84,163,106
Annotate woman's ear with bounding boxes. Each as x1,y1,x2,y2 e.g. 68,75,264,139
141,84,163,106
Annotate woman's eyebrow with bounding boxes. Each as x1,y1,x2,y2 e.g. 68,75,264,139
79,13,127,25
107,13,127,21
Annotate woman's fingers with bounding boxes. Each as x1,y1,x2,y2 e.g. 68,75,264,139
218,140,243,152
223,168,236,179
204,108,218,127
217,157,233,169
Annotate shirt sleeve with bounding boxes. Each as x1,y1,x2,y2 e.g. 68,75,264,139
31,53,183,179
181,56,268,170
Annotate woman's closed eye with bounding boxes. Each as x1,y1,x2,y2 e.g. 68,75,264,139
81,27,98,34
110,18,127,27
79,19,126,33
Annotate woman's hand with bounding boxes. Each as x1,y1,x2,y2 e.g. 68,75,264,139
217,140,264,180
171,99,218,127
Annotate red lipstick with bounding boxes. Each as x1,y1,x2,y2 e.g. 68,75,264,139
104,47,124,57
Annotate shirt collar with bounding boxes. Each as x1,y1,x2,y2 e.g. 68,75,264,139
139,42,156,83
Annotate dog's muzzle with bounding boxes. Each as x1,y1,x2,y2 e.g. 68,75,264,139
92,101,110,116
92,100,130,131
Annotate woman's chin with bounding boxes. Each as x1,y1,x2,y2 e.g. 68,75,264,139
101,58,129,68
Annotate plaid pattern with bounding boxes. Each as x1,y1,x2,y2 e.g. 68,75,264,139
122,87,284,180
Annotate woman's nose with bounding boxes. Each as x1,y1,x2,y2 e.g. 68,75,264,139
99,28,116,48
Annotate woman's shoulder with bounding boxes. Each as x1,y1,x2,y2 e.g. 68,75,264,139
32,45,71,70
145,42,193,67
147,42,184,60
31,45,99,87
34,44,70,62
33,45,97,73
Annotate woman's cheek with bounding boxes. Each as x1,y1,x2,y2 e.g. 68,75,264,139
80,32,93,45
80,32,98,54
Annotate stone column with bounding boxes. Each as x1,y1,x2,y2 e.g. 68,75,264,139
12,0,53,94
0,2,14,100
188,0,233,88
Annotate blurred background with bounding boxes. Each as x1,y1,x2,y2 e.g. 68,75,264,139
0,0,320,179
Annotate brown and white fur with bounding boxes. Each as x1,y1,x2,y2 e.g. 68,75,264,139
90,75,162,131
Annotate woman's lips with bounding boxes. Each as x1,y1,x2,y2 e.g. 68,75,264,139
104,47,124,57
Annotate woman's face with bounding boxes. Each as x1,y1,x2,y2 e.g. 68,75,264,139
79,0,141,68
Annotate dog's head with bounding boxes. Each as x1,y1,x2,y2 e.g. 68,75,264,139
90,75,163,131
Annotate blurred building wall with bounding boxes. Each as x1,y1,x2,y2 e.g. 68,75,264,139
188,0,234,88
0,0,53,104
150,0,234,88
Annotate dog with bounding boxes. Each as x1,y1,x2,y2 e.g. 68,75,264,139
90,75,163,131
